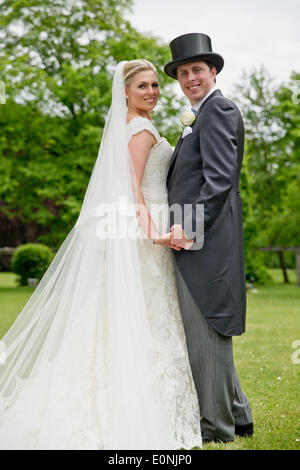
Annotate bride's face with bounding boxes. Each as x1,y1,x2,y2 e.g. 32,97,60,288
126,71,159,114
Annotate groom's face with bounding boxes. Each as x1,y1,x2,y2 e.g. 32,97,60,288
177,61,216,106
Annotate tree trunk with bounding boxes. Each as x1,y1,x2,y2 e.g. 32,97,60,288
278,251,289,284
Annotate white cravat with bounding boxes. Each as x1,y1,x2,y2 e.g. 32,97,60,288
191,85,219,113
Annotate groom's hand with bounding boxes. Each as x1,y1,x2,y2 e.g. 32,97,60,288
153,232,182,251
170,225,194,250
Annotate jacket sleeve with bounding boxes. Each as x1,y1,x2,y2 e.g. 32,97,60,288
183,96,239,248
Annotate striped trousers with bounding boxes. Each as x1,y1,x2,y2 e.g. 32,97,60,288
174,264,252,441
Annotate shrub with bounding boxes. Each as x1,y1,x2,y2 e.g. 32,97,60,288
11,243,54,286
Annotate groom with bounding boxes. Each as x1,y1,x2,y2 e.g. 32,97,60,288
165,33,253,443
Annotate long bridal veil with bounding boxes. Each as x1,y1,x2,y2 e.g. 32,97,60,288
0,62,177,450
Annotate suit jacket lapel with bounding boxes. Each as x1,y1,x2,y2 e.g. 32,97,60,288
167,89,222,183
167,134,184,179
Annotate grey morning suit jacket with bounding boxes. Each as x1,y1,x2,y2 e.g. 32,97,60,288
167,90,247,336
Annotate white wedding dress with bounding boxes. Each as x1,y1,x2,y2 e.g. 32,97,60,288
128,117,202,448
0,115,202,450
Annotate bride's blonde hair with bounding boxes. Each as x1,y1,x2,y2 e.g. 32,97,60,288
123,59,158,87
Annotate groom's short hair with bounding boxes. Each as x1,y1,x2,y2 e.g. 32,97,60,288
202,60,217,84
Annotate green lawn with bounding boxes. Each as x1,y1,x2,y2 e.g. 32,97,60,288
0,269,299,450
207,268,300,450
0,272,35,338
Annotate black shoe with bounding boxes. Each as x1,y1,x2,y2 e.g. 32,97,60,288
202,434,234,444
235,422,254,437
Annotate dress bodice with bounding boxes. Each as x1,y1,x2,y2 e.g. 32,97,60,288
127,117,173,205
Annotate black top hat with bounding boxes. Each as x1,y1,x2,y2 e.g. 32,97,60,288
164,33,224,79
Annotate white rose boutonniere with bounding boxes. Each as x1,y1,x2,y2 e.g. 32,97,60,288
180,110,196,127
180,110,195,139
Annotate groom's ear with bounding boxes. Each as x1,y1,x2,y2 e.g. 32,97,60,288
211,66,217,84
205,61,217,83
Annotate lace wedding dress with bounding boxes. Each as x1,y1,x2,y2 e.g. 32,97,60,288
0,115,202,450
128,117,202,448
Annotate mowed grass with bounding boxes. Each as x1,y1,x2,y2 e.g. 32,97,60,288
0,269,299,450
0,272,35,338
205,268,300,450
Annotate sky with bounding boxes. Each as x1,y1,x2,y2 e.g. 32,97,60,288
126,0,300,97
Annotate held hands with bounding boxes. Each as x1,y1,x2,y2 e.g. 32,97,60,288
153,225,194,251
170,224,194,250
152,232,182,251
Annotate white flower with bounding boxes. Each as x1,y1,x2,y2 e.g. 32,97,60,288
180,110,195,127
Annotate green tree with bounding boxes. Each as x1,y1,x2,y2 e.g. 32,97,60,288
240,149,271,284
232,68,300,279
266,72,300,247
0,0,182,248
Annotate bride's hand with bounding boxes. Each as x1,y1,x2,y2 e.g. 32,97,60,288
152,233,182,251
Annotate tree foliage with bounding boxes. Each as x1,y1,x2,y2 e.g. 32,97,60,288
232,68,300,277
0,0,183,247
1,2,298,284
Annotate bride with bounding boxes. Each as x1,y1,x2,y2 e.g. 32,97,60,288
0,60,202,450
